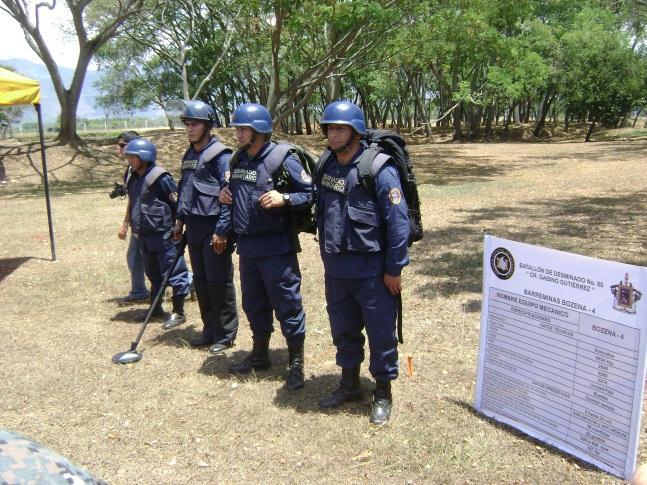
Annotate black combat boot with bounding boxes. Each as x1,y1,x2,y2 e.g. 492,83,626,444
318,367,362,408
370,380,392,425
286,344,305,391
229,334,271,374
163,295,186,330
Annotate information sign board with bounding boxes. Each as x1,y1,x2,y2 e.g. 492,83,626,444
475,236,647,479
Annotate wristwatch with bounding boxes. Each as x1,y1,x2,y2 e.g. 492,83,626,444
282,193,292,206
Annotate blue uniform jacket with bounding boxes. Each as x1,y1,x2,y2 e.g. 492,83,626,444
177,137,232,236
316,147,410,279
128,164,179,236
220,141,312,257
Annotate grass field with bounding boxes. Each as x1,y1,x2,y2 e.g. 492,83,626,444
1,130,646,484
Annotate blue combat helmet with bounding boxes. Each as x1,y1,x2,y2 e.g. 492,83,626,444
319,100,367,135
230,103,273,133
180,100,218,128
124,138,157,164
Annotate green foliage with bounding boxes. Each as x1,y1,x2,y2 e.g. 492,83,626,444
91,0,647,138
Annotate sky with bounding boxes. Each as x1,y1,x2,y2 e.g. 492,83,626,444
0,5,80,69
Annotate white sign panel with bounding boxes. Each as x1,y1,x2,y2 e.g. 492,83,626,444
475,235,647,479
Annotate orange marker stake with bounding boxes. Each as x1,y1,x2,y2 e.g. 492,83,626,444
406,355,414,377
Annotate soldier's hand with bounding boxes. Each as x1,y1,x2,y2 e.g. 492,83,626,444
219,187,233,205
258,190,284,209
383,274,402,295
212,233,227,254
172,221,184,241
118,223,128,240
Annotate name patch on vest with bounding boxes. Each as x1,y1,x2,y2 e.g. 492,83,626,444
231,168,257,183
321,174,346,193
182,159,198,171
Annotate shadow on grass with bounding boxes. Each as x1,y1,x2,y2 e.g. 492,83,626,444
410,145,511,186
272,373,375,417
413,190,647,300
0,256,34,282
446,398,599,473
196,347,290,382
109,308,164,324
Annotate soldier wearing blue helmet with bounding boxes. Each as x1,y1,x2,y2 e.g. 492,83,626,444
124,138,192,327
315,100,410,425
171,100,239,353
218,102,311,391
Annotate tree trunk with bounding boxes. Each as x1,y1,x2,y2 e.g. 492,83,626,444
266,5,284,115
585,120,596,142
453,102,463,140
632,106,643,127
533,86,556,137
303,104,312,135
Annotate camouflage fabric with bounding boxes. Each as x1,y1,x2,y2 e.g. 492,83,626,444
0,429,106,485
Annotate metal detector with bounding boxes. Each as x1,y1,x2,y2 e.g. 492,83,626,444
112,235,187,364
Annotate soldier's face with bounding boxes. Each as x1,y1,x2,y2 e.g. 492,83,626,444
126,154,145,173
184,120,209,143
326,124,354,150
235,127,254,147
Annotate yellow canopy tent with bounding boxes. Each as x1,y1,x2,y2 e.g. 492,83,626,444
0,67,56,260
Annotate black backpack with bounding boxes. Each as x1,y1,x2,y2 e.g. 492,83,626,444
315,129,424,246
229,141,317,235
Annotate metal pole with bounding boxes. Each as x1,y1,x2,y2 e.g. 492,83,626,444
35,103,56,261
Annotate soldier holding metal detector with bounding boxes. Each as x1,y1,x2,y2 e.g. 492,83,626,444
124,138,191,329
171,100,239,353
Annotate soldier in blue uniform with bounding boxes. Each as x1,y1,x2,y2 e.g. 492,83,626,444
116,131,150,303
124,138,191,328
218,103,311,391
315,101,410,425
171,100,239,353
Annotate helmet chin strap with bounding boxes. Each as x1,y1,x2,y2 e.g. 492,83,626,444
242,131,258,153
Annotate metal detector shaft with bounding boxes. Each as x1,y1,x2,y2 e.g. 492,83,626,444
128,234,187,351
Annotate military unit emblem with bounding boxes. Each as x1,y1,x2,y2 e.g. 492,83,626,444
490,247,515,280
388,188,402,205
611,273,642,313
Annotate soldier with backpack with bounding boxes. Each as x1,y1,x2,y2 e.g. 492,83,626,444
124,138,192,328
217,103,312,391
170,100,239,353
315,100,412,425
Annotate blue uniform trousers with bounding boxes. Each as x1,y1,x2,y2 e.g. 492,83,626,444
141,234,191,301
239,252,306,345
186,221,238,344
127,233,149,298
325,275,398,381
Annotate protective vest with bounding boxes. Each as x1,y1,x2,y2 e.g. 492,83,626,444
178,141,230,218
229,145,289,236
131,166,173,235
316,156,385,254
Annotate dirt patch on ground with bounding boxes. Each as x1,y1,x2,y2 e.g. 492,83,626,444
1,133,646,483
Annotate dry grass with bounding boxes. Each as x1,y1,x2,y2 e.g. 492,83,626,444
1,132,647,484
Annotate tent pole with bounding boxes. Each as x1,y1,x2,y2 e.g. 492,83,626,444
35,103,56,261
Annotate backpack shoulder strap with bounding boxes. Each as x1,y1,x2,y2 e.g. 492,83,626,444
142,166,169,193
228,149,244,170
357,147,390,195
313,149,333,183
264,142,293,175
200,141,230,164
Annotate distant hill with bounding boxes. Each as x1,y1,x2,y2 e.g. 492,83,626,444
0,57,162,125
